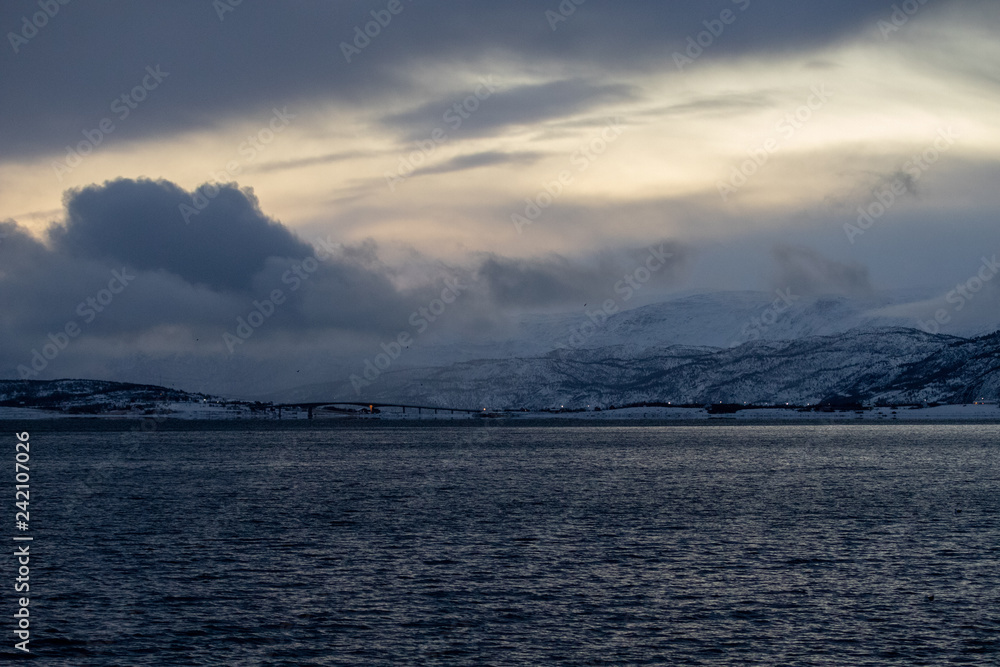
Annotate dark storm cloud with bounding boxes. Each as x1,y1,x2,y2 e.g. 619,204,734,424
382,79,638,142
51,178,312,291
772,245,873,298
0,0,909,158
411,151,543,178
0,177,688,384
0,219,90,334
1,178,411,342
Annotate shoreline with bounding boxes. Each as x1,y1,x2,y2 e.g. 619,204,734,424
4,414,1000,433
4,402,1000,431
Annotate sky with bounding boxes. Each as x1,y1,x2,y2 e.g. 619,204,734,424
2,0,1000,397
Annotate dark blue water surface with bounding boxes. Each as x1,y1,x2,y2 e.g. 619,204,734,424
8,422,1000,665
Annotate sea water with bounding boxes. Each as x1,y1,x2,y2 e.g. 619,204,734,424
9,423,1000,665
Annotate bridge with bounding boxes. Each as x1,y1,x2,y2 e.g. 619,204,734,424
273,401,484,419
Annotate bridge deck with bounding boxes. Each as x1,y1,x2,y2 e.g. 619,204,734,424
274,401,483,417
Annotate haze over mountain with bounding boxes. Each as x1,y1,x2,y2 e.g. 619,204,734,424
267,292,1000,408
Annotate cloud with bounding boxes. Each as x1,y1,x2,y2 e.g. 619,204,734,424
382,79,638,142
476,242,688,308
0,177,688,395
0,1,960,159
1,179,428,373
771,245,873,298
412,151,544,178
50,178,312,291
246,151,374,174
651,91,779,118
869,169,920,199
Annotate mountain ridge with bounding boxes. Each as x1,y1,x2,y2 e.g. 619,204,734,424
292,326,1000,409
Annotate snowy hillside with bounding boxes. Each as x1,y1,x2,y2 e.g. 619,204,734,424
6,291,1000,413
323,328,1000,409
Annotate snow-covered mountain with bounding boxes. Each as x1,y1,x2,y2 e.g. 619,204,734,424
6,291,1000,412
7,326,1000,413
331,327,1000,409
262,289,1000,407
